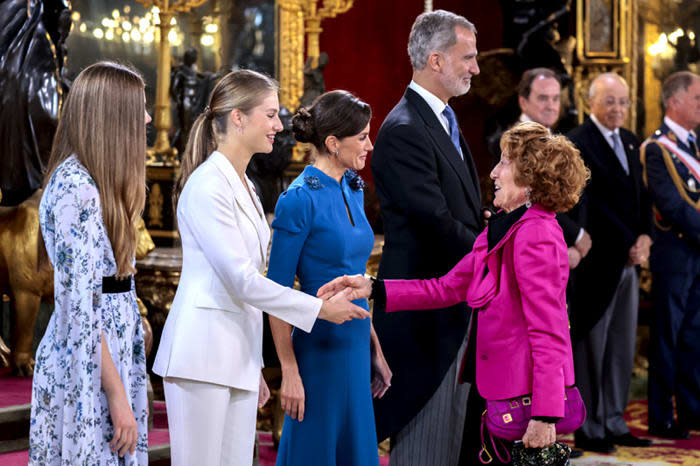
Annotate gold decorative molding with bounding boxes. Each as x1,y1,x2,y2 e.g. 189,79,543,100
277,1,354,164
148,183,164,228
278,0,305,111
303,0,353,68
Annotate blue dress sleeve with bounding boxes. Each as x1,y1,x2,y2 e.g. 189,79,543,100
268,187,313,288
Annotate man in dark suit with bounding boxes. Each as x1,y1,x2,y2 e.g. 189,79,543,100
567,73,653,453
642,71,700,439
370,10,481,466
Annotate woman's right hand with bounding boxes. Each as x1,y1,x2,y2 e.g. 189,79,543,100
107,391,138,457
318,288,371,324
280,368,306,421
317,274,372,301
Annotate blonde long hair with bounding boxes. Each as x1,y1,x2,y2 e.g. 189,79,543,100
41,61,147,277
173,69,279,210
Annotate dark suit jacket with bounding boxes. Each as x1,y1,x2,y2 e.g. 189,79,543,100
566,118,652,340
370,88,482,441
641,122,700,268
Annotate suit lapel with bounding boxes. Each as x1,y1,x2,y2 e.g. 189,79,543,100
210,152,267,263
405,89,481,219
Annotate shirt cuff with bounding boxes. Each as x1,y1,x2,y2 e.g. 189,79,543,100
574,228,584,244
532,416,560,424
369,278,386,309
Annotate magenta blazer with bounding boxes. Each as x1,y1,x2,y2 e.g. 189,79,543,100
384,204,575,418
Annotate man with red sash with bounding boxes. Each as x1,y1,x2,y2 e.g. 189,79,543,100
641,71,700,439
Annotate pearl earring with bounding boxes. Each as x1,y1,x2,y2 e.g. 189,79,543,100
525,188,532,208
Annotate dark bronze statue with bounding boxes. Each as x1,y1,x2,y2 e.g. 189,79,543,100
0,0,70,206
170,48,218,155
299,52,329,108
247,106,295,213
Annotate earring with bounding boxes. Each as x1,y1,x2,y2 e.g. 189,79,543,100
334,150,339,157
525,188,532,208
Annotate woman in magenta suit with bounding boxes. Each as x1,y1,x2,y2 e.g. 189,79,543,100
320,122,590,456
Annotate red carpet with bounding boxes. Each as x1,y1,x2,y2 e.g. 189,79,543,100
0,367,31,408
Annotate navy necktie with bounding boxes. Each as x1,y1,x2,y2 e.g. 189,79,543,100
689,133,698,157
442,105,463,159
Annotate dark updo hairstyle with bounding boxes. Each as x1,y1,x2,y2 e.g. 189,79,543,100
292,90,371,154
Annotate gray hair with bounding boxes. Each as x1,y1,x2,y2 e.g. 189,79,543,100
588,72,628,100
662,71,700,107
407,10,476,71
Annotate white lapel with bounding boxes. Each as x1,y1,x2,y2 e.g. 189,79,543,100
209,152,268,264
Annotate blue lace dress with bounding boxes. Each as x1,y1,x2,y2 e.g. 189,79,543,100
269,166,379,466
29,156,148,465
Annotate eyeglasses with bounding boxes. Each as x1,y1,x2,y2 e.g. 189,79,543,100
601,98,631,108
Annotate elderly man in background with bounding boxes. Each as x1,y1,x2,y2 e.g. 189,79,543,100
567,72,653,453
642,71,700,439
515,67,592,269
371,9,482,466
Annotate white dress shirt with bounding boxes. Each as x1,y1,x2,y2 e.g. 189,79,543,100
590,113,622,151
664,116,698,149
408,80,451,136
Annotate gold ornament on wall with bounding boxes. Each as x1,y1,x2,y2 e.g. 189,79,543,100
277,1,354,164
148,183,164,228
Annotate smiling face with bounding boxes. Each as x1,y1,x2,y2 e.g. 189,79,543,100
589,76,630,131
239,91,283,154
436,26,480,99
519,76,561,129
490,150,528,212
335,123,373,171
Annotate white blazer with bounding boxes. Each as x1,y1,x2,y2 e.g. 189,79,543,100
153,151,321,391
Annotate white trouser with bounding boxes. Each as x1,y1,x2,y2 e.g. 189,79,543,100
163,377,259,466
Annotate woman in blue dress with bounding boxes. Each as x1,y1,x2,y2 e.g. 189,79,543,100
29,62,150,465
269,90,392,466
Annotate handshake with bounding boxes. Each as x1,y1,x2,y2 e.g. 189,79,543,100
316,275,375,324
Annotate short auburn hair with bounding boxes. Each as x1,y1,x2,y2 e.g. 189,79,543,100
500,122,589,212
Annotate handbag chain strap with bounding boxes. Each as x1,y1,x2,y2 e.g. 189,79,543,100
479,410,512,464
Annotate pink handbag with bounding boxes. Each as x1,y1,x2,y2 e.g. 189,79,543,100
484,386,586,441
478,387,586,464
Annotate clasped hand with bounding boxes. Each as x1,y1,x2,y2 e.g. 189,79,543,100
318,274,372,301
522,419,556,448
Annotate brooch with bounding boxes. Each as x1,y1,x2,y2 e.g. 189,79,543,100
304,176,324,190
344,170,366,191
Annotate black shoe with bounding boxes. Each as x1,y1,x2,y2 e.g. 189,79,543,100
648,422,690,439
574,437,617,453
569,448,584,458
608,432,652,447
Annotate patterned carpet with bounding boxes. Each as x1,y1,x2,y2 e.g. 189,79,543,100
568,400,700,465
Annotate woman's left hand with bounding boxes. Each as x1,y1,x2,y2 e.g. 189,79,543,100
371,350,392,399
258,373,270,408
522,419,556,448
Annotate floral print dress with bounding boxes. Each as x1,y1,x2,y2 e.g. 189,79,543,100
29,155,148,465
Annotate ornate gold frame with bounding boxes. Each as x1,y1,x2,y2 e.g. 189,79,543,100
574,0,637,131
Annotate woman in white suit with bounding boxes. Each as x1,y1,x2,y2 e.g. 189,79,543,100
152,69,370,466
